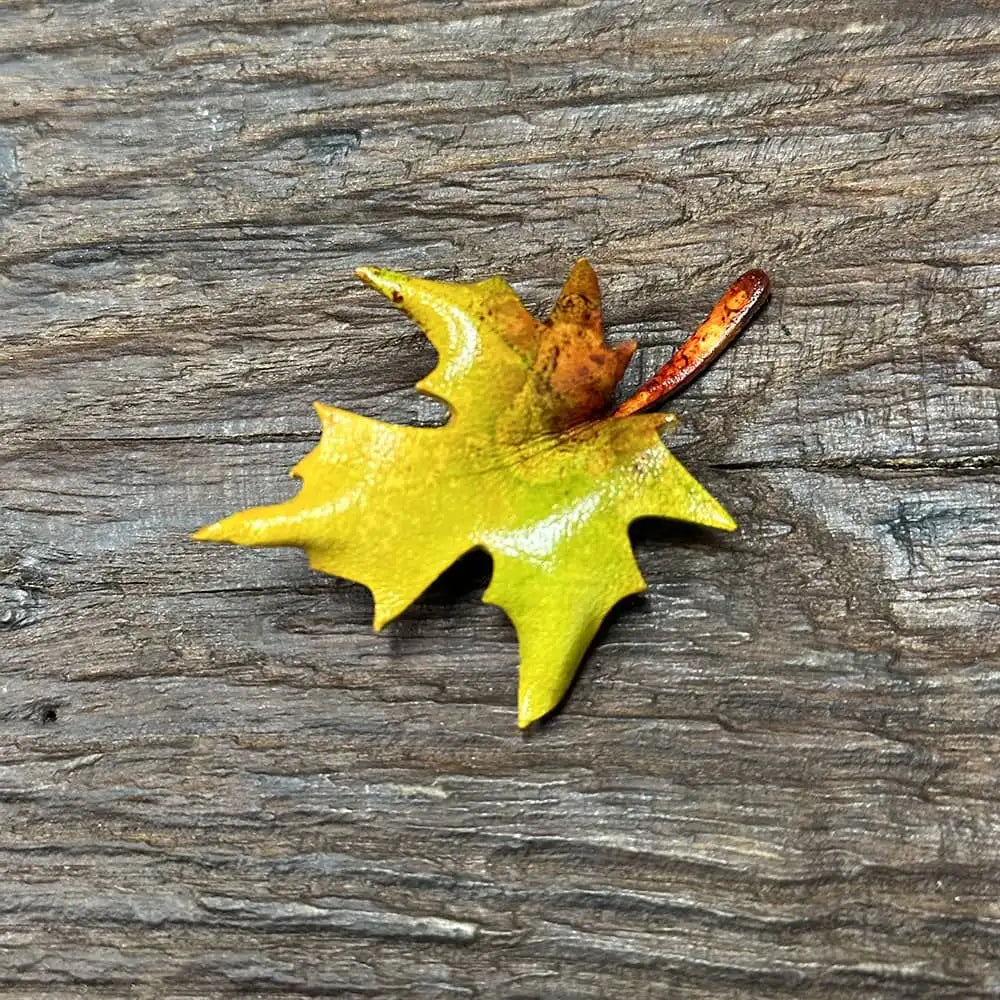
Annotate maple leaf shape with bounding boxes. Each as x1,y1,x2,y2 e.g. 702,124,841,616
195,261,737,727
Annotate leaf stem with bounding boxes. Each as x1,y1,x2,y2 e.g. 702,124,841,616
613,269,771,418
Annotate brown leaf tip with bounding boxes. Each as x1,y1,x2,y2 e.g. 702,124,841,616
532,260,636,426
549,258,603,335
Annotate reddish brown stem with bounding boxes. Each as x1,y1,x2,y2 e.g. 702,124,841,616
613,269,771,418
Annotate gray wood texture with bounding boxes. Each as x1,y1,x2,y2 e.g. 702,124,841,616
3,1,1000,996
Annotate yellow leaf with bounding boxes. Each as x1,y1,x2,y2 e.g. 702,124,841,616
195,261,735,727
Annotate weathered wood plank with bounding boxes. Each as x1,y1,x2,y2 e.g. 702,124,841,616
3,1,1000,997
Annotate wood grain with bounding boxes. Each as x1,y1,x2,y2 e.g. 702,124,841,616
3,1,1000,996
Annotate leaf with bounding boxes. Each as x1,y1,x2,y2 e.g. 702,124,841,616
194,260,735,727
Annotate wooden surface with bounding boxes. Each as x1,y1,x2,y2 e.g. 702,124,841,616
3,2,1000,996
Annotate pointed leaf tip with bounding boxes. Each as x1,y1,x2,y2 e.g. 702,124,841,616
192,514,249,545
698,494,737,532
355,265,407,306
550,257,602,331
191,521,225,543
518,688,554,730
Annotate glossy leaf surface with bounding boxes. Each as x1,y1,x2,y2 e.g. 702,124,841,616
195,261,735,727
